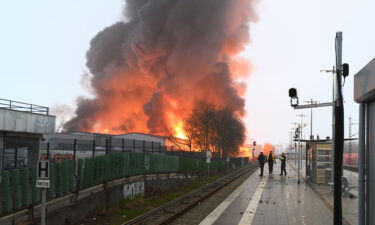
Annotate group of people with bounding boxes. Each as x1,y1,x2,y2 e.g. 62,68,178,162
257,151,287,176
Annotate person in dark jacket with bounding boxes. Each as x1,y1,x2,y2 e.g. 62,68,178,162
258,152,265,176
268,151,275,174
279,153,287,175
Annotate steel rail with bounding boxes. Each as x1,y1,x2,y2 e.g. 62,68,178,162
123,164,257,225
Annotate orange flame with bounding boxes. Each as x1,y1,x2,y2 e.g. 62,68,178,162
64,1,254,140
174,121,187,139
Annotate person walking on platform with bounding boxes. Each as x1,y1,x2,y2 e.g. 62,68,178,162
268,151,275,174
279,153,287,175
258,152,265,176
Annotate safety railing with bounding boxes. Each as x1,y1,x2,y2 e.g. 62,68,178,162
0,98,49,115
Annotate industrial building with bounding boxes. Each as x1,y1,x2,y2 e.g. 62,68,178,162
0,98,55,169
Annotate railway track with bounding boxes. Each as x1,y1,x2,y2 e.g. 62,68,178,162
123,164,258,225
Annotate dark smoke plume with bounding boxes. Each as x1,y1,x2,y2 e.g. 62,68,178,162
64,0,257,135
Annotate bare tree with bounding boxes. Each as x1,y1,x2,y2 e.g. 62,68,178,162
183,102,245,157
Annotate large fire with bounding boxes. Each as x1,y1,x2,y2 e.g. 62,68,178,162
262,143,275,155
174,121,187,140
64,0,257,140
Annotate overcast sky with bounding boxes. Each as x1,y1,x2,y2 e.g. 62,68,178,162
0,0,374,146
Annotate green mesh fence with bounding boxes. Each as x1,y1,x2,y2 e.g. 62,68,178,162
1,152,240,215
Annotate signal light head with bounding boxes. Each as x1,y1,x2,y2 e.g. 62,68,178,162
289,88,299,107
342,63,349,77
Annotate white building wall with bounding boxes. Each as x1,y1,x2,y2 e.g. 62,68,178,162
115,133,166,146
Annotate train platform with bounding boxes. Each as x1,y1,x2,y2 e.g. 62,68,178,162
199,162,357,225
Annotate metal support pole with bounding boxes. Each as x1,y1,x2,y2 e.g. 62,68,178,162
92,140,96,158
73,139,77,161
109,137,112,154
365,104,369,225
151,141,154,153
1,132,6,170
46,143,50,160
310,105,313,138
105,139,109,155
333,31,344,225
297,114,305,184
41,188,46,225
14,147,18,169
358,103,366,225
331,65,336,184
297,131,302,184
121,139,125,153
295,141,297,166
133,139,136,152
142,140,145,153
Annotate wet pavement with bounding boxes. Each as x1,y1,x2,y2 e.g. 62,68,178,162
200,162,356,225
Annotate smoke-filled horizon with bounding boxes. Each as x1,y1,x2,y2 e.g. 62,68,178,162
64,0,257,137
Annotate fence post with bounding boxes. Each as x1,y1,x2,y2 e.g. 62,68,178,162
73,139,77,162
122,138,125,152
159,143,161,154
1,170,10,214
143,140,145,153
92,140,96,158
151,141,154,153
14,147,18,169
47,143,50,160
109,137,112,154
133,139,136,152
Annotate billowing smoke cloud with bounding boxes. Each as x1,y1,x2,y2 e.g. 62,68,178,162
64,0,257,135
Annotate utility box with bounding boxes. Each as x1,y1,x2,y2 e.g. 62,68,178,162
354,57,375,225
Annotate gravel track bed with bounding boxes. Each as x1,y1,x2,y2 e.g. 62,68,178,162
168,168,256,225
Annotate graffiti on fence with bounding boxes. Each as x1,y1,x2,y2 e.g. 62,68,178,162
123,180,145,200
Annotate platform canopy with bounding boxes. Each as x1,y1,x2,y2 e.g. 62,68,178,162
354,57,375,103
